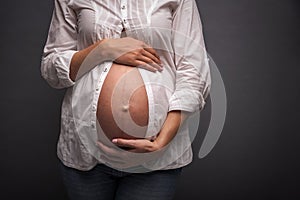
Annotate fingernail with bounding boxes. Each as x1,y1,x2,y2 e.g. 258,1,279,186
112,139,118,143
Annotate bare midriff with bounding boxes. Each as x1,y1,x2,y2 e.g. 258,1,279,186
96,63,149,141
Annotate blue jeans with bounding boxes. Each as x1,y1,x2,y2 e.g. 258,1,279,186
59,161,183,200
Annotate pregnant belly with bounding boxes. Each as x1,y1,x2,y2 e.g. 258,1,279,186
96,63,149,141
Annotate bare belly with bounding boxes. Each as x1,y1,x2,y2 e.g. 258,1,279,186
96,63,149,141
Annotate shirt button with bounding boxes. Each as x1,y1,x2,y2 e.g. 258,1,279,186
96,88,99,91
121,5,126,9
91,121,96,128
123,19,127,24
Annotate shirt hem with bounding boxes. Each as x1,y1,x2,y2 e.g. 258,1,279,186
57,150,193,171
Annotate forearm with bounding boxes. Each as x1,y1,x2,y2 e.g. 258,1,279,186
69,39,108,81
154,110,188,148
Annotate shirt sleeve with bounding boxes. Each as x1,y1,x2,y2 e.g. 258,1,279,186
40,0,78,89
168,0,211,113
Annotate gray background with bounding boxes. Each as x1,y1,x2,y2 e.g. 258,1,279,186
0,0,299,199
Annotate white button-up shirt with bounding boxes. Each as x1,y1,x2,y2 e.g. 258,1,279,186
41,0,211,171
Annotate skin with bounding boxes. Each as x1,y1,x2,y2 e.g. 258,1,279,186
96,62,149,141
111,110,187,153
70,37,163,81
69,37,187,153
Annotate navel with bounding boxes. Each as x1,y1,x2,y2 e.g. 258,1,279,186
122,104,129,112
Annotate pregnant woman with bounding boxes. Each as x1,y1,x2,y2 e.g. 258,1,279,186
41,0,211,199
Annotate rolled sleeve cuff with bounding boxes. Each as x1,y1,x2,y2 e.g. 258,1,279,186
54,50,78,88
168,90,206,113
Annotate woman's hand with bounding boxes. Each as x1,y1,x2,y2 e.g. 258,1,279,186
111,138,162,153
95,111,187,168
102,37,163,72
96,139,164,168
111,111,188,153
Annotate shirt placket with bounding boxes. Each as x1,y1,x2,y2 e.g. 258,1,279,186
120,0,128,30
92,62,112,128
92,2,128,131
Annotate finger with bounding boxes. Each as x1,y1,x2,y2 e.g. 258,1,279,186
142,44,161,61
136,56,163,72
135,59,164,72
134,61,158,72
141,49,162,65
112,138,137,148
148,62,163,72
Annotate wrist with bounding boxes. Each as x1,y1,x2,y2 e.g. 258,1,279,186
152,134,170,150
98,38,114,60
150,139,164,151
